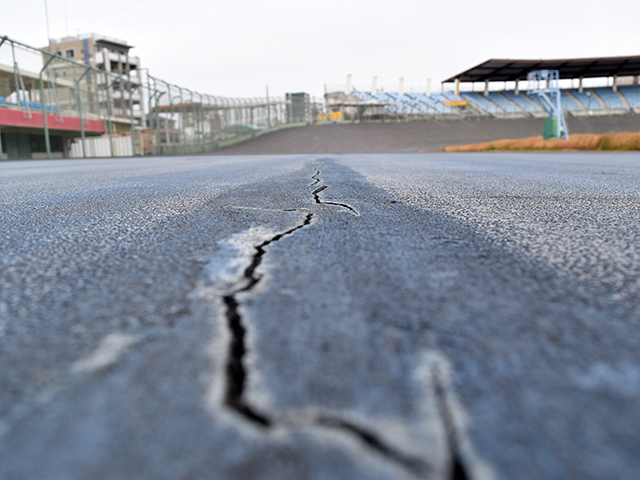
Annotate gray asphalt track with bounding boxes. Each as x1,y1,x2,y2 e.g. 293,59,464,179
1,153,639,480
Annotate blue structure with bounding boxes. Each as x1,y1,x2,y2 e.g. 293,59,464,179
559,91,584,112
527,70,569,140
593,87,626,109
569,89,602,110
460,92,502,113
502,91,543,112
619,86,640,108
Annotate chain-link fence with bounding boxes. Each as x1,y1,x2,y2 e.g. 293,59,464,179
0,35,321,160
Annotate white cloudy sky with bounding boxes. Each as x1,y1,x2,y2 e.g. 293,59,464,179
2,0,639,99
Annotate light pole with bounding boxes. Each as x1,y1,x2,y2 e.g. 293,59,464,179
44,0,52,48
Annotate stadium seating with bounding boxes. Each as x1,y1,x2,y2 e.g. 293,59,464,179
441,91,462,101
373,92,393,102
559,92,583,111
570,89,603,110
350,90,369,101
385,92,416,114
13,98,59,112
351,90,400,115
460,92,502,113
419,93,454,114
502,91,542,113
429,93,458,114
618,85,640,108
398,93,430,114
19,100,43,110
349,85,635,118
593,87,627,110
0,97,7,106
486,92,521,112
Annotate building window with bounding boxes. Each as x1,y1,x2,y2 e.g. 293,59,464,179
65,49,75,58
55,51,62,56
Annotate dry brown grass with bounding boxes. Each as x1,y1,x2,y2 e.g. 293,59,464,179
445,131,640,152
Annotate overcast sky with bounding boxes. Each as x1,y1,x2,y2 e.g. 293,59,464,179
2,0,639,99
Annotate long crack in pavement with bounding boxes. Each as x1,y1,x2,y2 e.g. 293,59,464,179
214,164,474,479
311,168,360,215
222,213,313,427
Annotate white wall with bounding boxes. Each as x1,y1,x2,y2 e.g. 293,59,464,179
70,135,133,158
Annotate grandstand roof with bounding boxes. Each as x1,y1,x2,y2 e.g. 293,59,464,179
444,56,640,83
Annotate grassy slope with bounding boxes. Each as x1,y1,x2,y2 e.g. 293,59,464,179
445,131,640,152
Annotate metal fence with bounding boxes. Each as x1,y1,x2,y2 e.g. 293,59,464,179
0,35,319,160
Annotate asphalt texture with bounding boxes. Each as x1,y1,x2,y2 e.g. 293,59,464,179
1,153,639,480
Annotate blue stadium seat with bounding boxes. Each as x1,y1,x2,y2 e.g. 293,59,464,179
380,92,433,115
593,87,626,110
351,90,370,101
559,91,583,111
570,89,603,110
17,100,43,110
426,93,453,113
398,93,429,114
429,93,457,114
619,86,640,108
373,92,393,102
404,92,429,114
502,91,542,112
0,96,7,106
486,92,521,112
460,92,502,113
441,91,462,101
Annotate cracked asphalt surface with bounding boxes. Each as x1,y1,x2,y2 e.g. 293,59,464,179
1,153,639,480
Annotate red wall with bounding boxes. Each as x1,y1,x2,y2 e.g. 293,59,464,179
0,108,105,133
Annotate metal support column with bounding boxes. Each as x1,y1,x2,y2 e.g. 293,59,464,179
147,76,157,155
129,83,139,156
177,86,184,149
39,55,56,159
104,75,117,157
156,91,165,154
150,89,164,155
184,88,194,148
76,67,92,158
266,85,271,128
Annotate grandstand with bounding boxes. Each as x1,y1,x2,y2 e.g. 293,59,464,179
619,86,640,111
326,55,640,121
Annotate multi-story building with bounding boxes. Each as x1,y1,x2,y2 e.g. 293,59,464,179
43,33,143,129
